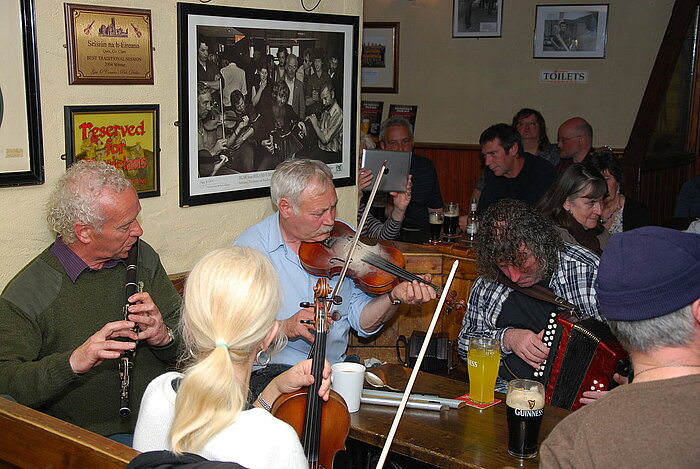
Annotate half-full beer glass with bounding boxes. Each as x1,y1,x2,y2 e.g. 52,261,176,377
506,379,545,458
428,211,443,244
467,337,500,404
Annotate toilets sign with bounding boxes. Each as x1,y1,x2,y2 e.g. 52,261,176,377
540,70,588,84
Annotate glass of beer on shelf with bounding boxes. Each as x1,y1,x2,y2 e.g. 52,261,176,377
467,337,500,404
443,202,460,239
428,211,443,244
506,379,545,459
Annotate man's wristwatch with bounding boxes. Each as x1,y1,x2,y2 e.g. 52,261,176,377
152,325,175,349
388,291,401,306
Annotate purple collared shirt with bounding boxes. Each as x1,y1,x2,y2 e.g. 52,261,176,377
49,237,122,282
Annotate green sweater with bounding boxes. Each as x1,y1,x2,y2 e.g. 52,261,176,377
0,240,182,436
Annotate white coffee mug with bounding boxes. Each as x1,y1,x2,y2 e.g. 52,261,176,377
331,362,366,413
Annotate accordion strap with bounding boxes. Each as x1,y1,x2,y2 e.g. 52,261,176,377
496,272,581,316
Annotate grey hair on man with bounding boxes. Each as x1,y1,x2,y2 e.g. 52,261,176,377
46,160,131,243
269,159,333,211
379,116,413,142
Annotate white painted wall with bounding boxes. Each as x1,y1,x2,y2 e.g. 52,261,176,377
0,0,676,288
0,0,363,289
363,0,674,147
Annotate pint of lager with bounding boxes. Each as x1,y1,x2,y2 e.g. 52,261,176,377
467,337,500,404
506,379,545,458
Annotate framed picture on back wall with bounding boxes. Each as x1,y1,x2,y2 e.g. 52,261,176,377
533,4,609,58
177,2,359,207
453,0,503,38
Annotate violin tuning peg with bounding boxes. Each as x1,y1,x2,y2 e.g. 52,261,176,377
332,295,343,305
331,311,341,321
300,302,312,308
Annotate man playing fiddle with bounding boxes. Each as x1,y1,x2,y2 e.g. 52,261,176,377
234,159,437,394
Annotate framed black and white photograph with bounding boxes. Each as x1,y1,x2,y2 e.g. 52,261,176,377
453,0,503,38
177,3,359,207
361,22,399,93
534,4,609,58
0,0,44,187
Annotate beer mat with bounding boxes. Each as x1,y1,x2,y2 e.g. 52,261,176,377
456,394,501,409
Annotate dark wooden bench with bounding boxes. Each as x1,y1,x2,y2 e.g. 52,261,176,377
0,397,139,469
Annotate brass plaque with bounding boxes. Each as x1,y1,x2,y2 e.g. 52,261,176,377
65,4,154,85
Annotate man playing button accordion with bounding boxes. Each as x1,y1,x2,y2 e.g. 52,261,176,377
458,199,603,398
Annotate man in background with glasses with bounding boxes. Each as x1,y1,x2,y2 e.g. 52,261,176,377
556,117,595,174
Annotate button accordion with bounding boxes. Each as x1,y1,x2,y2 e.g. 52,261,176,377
534,310,629,410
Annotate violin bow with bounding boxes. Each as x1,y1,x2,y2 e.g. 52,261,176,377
375,260,460,469
329,159,388,300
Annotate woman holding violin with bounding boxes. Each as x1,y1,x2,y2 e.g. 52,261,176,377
234,159,437,398
133,247,331,468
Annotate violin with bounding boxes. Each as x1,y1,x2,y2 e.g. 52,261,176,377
271,278,350,469
298,221,441,295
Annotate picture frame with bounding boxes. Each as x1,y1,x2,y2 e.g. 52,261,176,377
177,2,359,207
0,0,44,187
64,105,160,198
452,0,503,38
64,3,154,85
533,4,609,59
361,22,399,93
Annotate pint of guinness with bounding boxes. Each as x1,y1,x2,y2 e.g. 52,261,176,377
506,379,545,458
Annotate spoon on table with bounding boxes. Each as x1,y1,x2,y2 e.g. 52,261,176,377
365,371,402,392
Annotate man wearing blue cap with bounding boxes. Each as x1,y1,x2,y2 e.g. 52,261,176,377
540,226,700,467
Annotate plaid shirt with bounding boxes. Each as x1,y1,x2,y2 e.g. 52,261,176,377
458,243,602,361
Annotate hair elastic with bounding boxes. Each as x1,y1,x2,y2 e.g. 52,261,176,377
215,340,229,349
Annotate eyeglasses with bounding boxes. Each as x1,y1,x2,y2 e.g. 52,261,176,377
516,121,539,128
557,135,583,143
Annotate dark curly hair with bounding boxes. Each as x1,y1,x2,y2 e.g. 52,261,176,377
476,199,563,281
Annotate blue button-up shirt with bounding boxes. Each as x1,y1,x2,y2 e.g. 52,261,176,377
234,213,375,366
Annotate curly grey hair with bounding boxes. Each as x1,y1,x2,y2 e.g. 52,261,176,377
46,160,132,243
476,199,563,281
269,159,333,212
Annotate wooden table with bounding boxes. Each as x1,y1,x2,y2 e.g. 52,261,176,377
348,365,570,469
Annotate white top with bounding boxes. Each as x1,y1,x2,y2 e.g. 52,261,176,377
134,372,307,469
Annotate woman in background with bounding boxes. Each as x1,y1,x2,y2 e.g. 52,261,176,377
587,150,651,233
537,164,610,255
512,108,560,166
134,247,330,469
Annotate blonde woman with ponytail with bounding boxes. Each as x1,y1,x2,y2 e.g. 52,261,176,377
133,247,331,468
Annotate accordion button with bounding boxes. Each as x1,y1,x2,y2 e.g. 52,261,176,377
549,318,555,323
599,383,605,388
590,386,596,391
593,379,598,384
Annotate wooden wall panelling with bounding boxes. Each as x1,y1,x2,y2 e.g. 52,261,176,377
414,143,483,215
639,155,697,227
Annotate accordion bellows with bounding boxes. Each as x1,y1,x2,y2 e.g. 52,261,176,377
534,310,629,410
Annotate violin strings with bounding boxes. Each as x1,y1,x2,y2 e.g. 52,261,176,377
363,252,441,292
